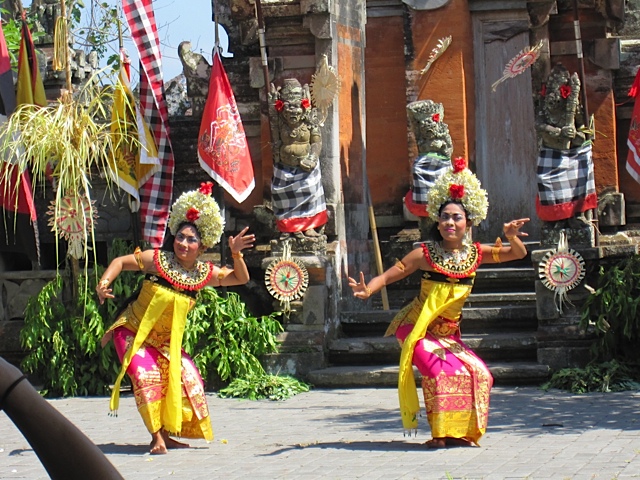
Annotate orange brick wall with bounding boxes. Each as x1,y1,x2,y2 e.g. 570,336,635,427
364,15,410,211
410,0,475,163
338,24,366,205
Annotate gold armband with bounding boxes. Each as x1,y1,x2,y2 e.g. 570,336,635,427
491,237,503,263
217,267,229,281
394,260,406,272
133,247,144,270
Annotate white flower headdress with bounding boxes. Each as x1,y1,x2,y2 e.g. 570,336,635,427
426,157,488,226
168,182,225,248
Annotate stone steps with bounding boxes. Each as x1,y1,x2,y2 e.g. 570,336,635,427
307,362,550,388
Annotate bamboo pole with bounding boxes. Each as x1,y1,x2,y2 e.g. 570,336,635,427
367,190,389,310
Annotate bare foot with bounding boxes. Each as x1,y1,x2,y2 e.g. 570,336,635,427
445,437,473,447
425,438,446,449
150,431,168,455
161,430,190,450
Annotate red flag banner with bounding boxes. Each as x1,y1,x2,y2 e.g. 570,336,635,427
198,50,254,203
0,21,39,266
626,68,640,185
123,0,175,247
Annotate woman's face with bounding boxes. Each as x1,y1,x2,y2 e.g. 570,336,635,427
437,203,471,244
173,225,203,265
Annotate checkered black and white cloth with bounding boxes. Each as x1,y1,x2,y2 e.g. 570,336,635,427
123,0,175,247
272,163,326,223
536,143,595,205
536,143,596,221
412,152,451,205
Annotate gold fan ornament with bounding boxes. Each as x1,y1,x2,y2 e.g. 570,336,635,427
310,55,340,125
47,194,98,260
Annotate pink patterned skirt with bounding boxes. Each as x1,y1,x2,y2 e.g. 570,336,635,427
396,323,493,444
112,326,213,440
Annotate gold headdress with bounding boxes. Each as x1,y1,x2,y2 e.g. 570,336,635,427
168,182,225,248
426,157,488,226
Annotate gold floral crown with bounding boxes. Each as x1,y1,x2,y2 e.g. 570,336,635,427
426,157,488,226
168,182,225,248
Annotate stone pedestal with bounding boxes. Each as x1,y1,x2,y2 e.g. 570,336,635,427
259,255,333,379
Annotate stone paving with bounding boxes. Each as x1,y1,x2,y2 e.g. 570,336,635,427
1,386,639,479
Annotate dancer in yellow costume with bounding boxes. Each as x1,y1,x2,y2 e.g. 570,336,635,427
97,182,255,454
349,157,529,448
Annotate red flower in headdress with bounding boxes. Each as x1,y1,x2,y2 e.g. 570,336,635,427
449,184,465,199
453,157,467,173
432,113,440,122
560,84,572,99
199,182,214,196
301,98,311,109
186,207,200,222
275,100,285,112
539,83,547,97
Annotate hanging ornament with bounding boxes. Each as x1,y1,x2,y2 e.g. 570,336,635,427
47,194,98,260
265,240,309,314
310,54,341,125
538,230,585,313
491,40,543,92
419,36,452,76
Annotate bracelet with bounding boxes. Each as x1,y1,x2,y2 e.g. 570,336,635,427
134,247,144,270
506,235,517,241
0,374,27,410
492,238,503,263
364,285,372,297
231,251,243,259
99,278,110,289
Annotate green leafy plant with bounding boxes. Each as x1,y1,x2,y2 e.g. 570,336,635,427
218,372,310,401
184,287,310,400
543,255,640,394
580,254,640,362
541,360,640,394
20,239,140,397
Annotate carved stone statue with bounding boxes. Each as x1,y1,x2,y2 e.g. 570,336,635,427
534,63,596,247
405,100,453,236
267,78,327,252
536,63,586,150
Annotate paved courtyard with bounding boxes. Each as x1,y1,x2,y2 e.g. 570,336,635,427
1,386,639,479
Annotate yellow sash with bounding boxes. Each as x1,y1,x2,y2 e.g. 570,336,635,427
109,284,190,435
397,281,472,430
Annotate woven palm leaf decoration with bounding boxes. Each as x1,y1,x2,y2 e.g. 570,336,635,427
265,240,309,314
310,55,340,125
538,230,585,313
491,40,543,92
419,36,452,76
47,194,98,260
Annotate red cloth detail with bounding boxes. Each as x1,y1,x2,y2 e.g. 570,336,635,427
403,191,429,218
276,210,328,233
629,68,640,98
535,193,598,221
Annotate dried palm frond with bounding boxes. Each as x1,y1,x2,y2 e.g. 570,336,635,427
0,72,142,262
420,36,452,76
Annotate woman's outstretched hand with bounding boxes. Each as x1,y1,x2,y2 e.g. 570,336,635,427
348,271,371,300
503,218,530,239
228,226,255,254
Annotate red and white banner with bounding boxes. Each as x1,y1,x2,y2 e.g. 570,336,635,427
626,68,640,185
123,0,175,247
198,50,254,203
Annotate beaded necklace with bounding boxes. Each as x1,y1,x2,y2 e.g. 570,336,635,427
422,241,482,278
153,250,214,291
